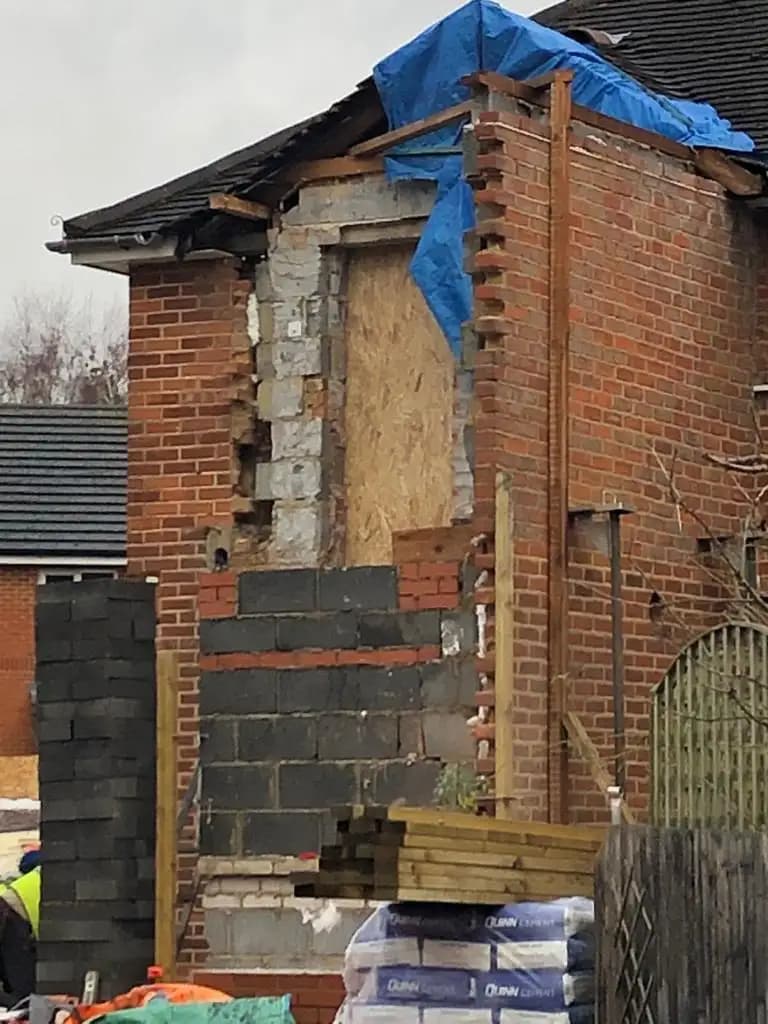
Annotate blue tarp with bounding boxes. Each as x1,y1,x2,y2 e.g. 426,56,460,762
372,0,756,354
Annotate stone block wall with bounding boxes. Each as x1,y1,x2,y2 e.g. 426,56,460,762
35,580,156,997
198,565,476,859
196,527,479,970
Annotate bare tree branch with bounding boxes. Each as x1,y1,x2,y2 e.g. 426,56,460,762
0,291,127,406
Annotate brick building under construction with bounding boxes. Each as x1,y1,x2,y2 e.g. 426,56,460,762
45,0,768,1005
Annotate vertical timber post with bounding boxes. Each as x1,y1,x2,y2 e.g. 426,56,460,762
155,650,178,978
494,471,516,819
547,70,573,824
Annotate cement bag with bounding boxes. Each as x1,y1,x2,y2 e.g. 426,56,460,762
337,899,595,1024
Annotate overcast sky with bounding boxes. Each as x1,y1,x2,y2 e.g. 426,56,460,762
1,0,545,321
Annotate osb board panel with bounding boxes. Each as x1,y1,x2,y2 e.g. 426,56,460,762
0,757,37,799
344,247,454,566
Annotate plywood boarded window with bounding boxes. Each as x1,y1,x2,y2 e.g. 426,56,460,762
344,246,454,565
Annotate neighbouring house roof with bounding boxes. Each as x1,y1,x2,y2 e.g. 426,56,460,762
535,0,768,152
60,81,384,244
0,405,127,561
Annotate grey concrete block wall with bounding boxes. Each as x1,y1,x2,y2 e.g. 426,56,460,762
36,580,156,998
200,567,476,858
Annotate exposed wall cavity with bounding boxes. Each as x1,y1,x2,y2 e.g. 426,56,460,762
250,173,475,568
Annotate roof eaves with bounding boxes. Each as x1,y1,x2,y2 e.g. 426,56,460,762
62,79,381,241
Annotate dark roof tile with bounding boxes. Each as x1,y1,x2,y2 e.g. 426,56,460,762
536,0,768,151
0,405,126,560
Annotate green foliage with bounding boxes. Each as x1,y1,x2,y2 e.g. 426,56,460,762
434,763,487,812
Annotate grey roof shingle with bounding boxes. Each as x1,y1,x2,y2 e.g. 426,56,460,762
535,0,768,152
0,405,126,560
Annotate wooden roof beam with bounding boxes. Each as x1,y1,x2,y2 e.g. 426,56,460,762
348,100,475,158
208,193,272,221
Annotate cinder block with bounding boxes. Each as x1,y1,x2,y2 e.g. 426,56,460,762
230,907,310,958
238,569,317,615
398,713,424,757
271,419,323,459
130,604,156,641
317,714,398,760
354,666,420,711
312,907,373,957
257,377,303,420
200,812,240,857
35,664,74,702
358,611,441,647
421,658,478,709
440,609,477,656
256,458,322,501
35,600,71,629
273,338,322,379
71,636,154,662
199,616,276,654
204,908,232,956
38,720,73,744
36,638,72,663
272,504,323,564
78,697,150,720
277,668,354,712
279,762,358,809
238,716,317,761
275,611,358,651
242,811,322,857
40,920,114,942
367,760,442,806
318,567,398,611
200,719,237,764
71,593,111,622
202,765,276,811
41,840,77,862
422,711,475,760
38,701,76,722
199,670,277,715
75,879,140,902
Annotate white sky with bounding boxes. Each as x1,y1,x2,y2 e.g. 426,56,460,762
0,0,545,319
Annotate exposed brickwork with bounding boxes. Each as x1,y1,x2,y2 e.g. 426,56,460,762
193,971,344,1024
393,525,477,611
0,568,37,756
199,648,441,670
128,258,253,970
470,103,767,823
199,572,237,620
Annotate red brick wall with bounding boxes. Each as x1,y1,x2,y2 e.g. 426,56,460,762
128,258,252,968
194,971,344,1024
0,568,36,756
472,106,766,823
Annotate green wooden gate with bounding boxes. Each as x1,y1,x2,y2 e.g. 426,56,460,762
652,622,768,828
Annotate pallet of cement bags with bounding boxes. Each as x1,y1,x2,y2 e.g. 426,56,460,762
293,806,604,904
334,898,597,1024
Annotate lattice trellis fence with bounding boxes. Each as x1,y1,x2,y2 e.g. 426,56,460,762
597,826,768,1023
651,622,768,830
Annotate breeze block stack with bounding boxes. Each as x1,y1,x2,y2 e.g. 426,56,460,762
198,562,478,859
35,579,157,998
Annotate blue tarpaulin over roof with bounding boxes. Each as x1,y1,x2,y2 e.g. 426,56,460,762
372,0,756,355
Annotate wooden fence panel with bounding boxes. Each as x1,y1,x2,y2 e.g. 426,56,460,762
597,826,768,1023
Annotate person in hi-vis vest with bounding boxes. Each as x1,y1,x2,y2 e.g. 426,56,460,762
0,863,39,1006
